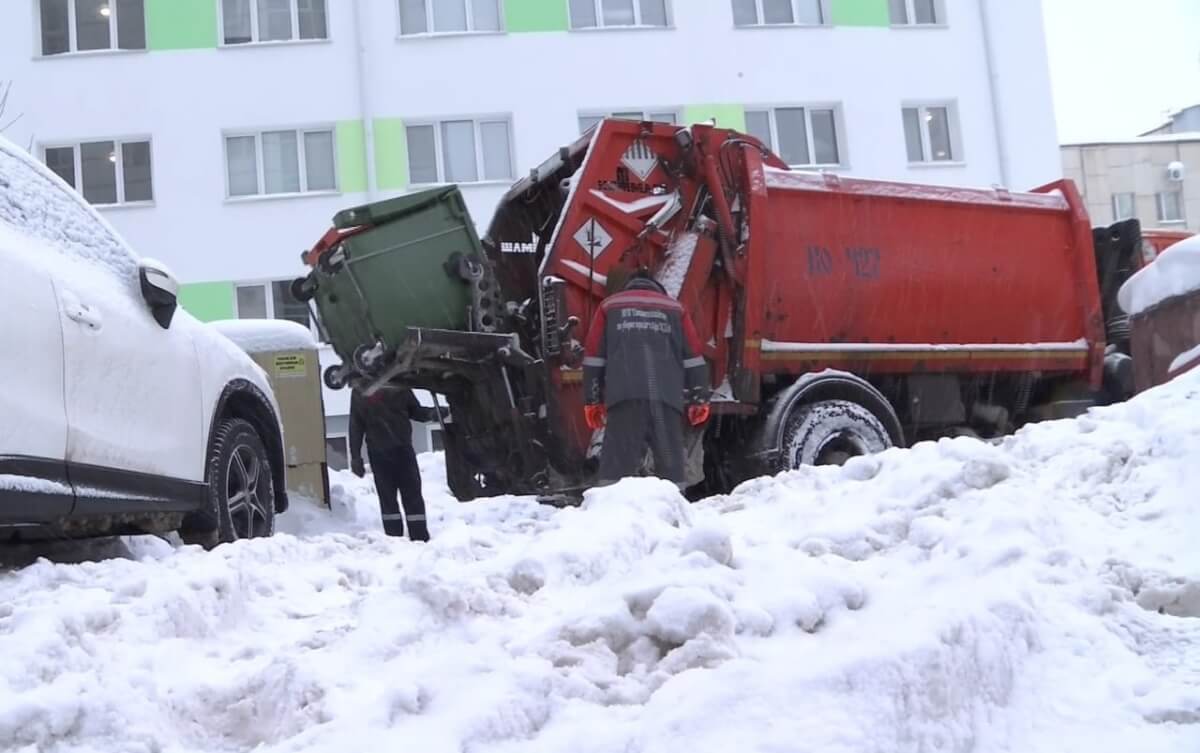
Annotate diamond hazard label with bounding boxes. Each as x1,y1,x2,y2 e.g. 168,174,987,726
620,139,658,182
573,218,613,258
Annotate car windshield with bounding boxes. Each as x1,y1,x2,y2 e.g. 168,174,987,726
0,138,137,286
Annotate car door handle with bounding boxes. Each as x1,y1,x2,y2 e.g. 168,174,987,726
63,297,103,328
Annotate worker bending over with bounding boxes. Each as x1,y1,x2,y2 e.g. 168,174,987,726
349,385,443,541
583,272,710,486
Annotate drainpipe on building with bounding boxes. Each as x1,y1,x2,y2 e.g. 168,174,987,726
977,0,1011,188
351,0,378,200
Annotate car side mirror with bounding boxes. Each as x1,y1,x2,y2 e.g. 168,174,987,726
139,259,179,329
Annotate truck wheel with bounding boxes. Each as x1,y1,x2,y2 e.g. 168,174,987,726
780,400,892,469
182,418,276,549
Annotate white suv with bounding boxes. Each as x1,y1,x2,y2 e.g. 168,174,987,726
0,136,286,547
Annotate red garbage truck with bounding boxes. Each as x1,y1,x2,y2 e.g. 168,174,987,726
307,119,1136,500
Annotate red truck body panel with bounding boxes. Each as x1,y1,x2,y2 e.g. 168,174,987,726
751,170,1103,379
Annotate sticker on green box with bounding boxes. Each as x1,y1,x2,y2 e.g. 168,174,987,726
274,353,308,379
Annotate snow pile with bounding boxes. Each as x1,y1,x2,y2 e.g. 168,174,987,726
1119,235,1200,316
3,379,1200,751
211,319,319,354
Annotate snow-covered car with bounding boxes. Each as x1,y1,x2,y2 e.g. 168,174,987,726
0,135,286,547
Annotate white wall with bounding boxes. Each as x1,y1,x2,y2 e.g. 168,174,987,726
1,0,1062,289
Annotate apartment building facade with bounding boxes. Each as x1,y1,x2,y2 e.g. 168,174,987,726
1,0,1063,462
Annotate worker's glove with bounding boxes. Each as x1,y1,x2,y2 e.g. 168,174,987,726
351,457,366,478
584,404,607,431
687,404,711,427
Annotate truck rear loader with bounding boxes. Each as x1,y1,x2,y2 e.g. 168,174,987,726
300,119,1139,501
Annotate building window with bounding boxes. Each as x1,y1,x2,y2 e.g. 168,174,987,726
325,435,350,471
889,0,943,25
42,139,153,206
224,127,337,198
399,0,501,35
732,0,826,26
235,280,312,330
569,0,669,29
405,117,514,185
745,106,843,167
902,104,960,163
1157,191,1184,224
579,110,677,133
220,0,328,45
39,0,146,56
1112,193,1136,222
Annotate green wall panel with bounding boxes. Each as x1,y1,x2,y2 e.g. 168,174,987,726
505,0,571,32
683,104,748,132
336,121,368,194
830,0,891,27
146,0,218,51
373,118,409,192
180,282,235,322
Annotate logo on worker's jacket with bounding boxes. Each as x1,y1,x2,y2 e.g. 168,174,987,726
620,139,658,182
574,218,613,258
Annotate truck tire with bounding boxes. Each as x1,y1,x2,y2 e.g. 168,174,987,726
182,418,276,549
780,399,892,469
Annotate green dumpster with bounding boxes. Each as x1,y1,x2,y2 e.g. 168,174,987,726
301,186,485,385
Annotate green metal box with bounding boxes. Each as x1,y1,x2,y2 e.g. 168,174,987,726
310,186,483,370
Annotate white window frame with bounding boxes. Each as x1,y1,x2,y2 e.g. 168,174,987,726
404,115,515,186
222,125,340,200
732,0,830,27
889,0,947,27
578,108,679,132
1156,191,1185,225
396,0,506,37
38,0,147,56
568,0,672,30
234,278,323,336
745,104,846,168
40,136,154,207
1112,192,1136,222
216,0,330,47
902,101,964,165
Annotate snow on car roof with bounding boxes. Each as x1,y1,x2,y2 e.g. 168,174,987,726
0,134,139,289
210,319,319,354
1118,235,1200,316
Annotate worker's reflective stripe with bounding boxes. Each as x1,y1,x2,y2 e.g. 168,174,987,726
382,513,405,521
407,514,426,522
683,357,706,369
583,357,607,367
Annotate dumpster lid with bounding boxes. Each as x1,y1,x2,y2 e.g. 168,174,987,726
333,185,461,230
211,319,318,354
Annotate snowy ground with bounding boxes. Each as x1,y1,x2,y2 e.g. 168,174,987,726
3,379,1200,753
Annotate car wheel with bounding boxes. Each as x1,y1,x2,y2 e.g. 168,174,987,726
182,418,276,549
779,399,892,470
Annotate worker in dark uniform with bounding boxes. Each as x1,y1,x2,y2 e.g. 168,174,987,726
582,272,710,486
349,385,443,541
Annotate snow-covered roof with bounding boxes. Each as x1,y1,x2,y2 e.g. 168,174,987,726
0,134,140,289
1062,131,1200,147
1119,235,1200,316
210,319,318,353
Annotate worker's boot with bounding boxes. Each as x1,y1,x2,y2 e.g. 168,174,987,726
382,518,406,537
407,518,430,543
